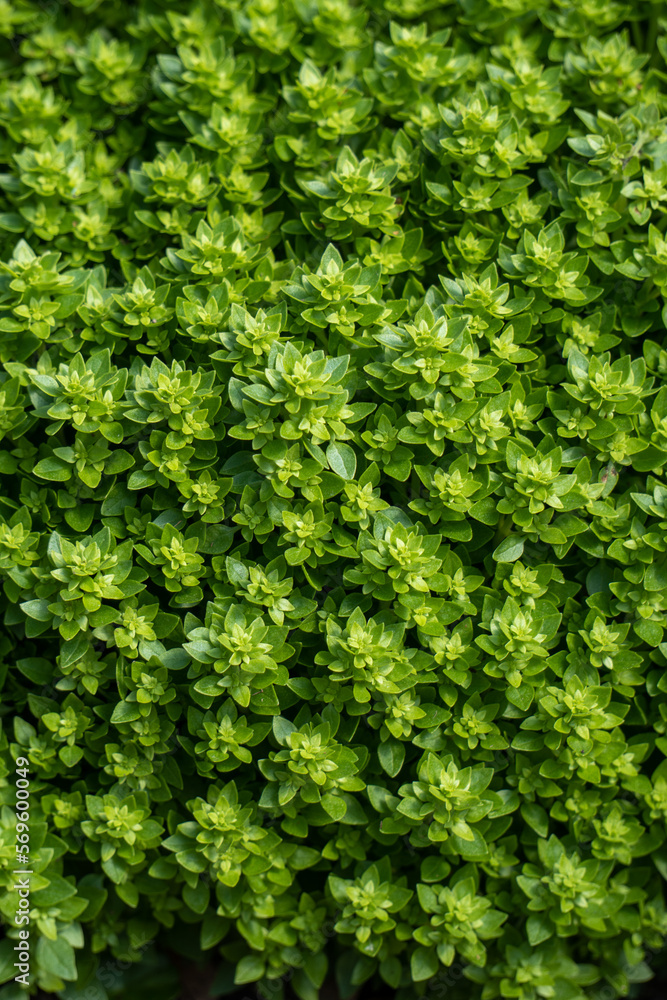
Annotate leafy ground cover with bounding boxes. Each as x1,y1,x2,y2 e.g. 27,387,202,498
1,0,667,999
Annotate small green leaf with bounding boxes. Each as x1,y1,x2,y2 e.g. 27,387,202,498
34,457,72,482
326,441,357,480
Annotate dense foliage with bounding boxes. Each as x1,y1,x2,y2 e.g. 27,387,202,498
2,0,667,998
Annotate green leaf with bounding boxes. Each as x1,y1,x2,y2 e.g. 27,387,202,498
493,534,525,562
520,802,549,838
235,954,265,985
411,947,439,982
34,457,72,482
21,599,51,621
378,740,405,777
110,701,142,723
59,745,84,767
526,914,553,946
65,504,96,532
60,636,89,669
326,441,357,480
36,937,77,981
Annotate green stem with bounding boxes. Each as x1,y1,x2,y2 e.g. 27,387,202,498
313,328,329,351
